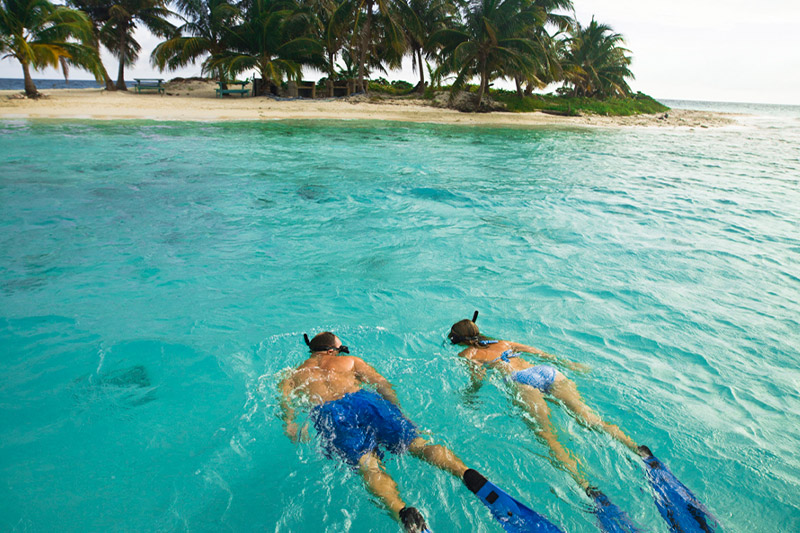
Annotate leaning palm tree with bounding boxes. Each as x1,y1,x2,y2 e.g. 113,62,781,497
207,0,322,93
67,0,116,90
102,0,176,90
560,17,633,98
0,0,103,97
150,0,240,83
431,0,543,109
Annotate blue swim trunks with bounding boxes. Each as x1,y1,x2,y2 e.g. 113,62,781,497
511,365,558,393
310,389,418,466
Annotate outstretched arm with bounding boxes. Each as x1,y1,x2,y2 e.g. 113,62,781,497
279,373,305,442
354,358,401,407
460,351,487,397
508,342,590,373
462,359,486,404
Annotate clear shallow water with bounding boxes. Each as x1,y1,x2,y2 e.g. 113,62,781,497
1,112,799,532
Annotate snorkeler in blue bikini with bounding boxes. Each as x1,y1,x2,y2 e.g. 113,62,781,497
280,331,562,533
448,311,721,532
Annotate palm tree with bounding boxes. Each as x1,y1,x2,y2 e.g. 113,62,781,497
207,0,322,93
0,0,102,97
513,0,571,97
303,0,355,85
560,17,633,98
398,0,458,91
103,0,175,90
352,0,404,93
151,0,240,83
67,0,116,90
431,0,543,109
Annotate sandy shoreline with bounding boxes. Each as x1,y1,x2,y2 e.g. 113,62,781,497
1,81,738,128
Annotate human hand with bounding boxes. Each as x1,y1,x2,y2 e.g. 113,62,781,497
567,361,591,374
284,422,299,442
285,422,310,443
297,423,310,443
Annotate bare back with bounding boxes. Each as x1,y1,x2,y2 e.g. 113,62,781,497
282,353,398,407
458,341,537,374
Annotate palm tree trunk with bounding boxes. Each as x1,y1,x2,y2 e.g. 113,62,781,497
416,48,425,92
328,51,336,96
116,57,127,91
475,68,487,111
21,61,39,98
356,0,373,93
91,34,115,91
515,77,523,98
100,63,115,91
115,25,128,91
218,67,228,90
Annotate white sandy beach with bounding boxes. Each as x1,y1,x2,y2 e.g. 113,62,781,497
1,80,736,128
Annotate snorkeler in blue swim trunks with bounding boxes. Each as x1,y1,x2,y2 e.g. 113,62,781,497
280,331,551,533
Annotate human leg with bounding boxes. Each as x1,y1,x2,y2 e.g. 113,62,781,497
407,437,468,478
357,452,406,517
356,452,430,532
515,383,589,490
548,377,639,453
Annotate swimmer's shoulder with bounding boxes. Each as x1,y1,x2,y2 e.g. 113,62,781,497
465,340,514,361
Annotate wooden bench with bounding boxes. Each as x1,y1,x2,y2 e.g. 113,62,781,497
216,80,250,98
134,78,165,95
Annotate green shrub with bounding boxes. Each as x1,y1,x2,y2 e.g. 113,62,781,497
492,90,669,116
391,80,413,90
368,79,416,95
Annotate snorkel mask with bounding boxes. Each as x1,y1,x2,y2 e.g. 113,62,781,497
448,311,480,344
304,333,350,354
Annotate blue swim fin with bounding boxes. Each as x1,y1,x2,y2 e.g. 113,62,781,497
588,488,641,533
639,446,721,532
463,469,563,533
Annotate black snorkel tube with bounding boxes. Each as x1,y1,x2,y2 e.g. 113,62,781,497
304,333,350,354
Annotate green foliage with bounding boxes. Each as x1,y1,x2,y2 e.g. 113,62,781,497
0,0,103,96
368,78,415,95
150,0,240,80
561,17,634,98
431,0,545,109
133,0,641,112
96,0,176,89
492,90,669,116
206,0,323,86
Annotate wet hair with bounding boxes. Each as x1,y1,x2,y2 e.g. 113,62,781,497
448,319,491,346
304,331,350,354
307,332,338,352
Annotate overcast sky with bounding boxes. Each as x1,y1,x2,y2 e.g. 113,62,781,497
2,0,798,104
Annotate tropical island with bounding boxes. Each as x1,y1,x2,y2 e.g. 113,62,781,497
2,0,730,125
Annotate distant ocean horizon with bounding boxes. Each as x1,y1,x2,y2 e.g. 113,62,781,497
0,77,104,90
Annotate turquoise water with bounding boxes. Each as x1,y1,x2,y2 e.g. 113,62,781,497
1,107,799,532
